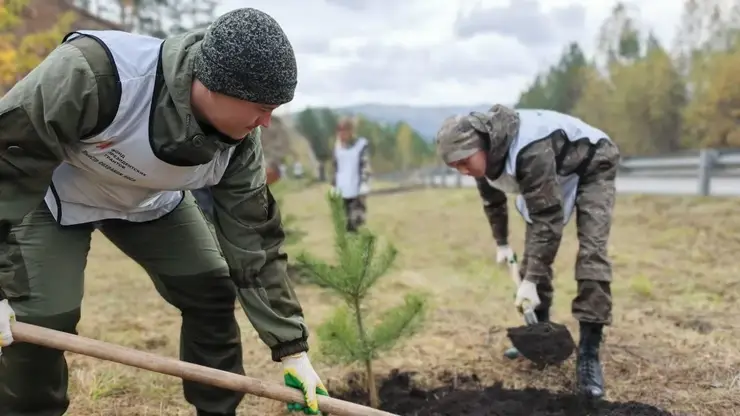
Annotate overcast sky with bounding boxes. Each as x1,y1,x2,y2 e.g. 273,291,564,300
216,0,684,114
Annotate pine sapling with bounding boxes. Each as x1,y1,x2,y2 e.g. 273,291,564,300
296,190,427,408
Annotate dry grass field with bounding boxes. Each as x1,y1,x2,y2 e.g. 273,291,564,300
63,182,740,415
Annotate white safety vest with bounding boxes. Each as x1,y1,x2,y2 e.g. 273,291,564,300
334,137,368,199
485,109,612,225
43,30,236,226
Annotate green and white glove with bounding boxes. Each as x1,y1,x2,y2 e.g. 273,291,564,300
282,352,329,414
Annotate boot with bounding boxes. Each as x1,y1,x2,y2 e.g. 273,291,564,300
197,411,236,416
576,321,605,399
504,309,550,359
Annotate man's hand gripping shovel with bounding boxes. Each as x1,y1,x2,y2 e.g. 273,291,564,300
503,254,576,367
505,256,538,325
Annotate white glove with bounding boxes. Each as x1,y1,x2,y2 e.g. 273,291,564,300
281,352,329,414
0,299,16,357
496,245,516,264
514,279,541,312
329,187,341,197
359,182,370,195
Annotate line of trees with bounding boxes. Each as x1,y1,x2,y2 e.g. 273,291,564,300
71,0,218,38
293,107,437,178
516,0,740,155
0,0,219,95
0,0,76,94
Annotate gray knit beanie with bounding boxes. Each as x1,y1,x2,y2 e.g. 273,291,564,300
193,8,297,105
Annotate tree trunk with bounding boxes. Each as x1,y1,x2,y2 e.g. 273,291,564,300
364,358,380,408
353,299,380,408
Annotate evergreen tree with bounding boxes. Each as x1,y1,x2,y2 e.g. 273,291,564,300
296,191,427,408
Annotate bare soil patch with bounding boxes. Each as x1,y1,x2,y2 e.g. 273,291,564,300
333,369,674,415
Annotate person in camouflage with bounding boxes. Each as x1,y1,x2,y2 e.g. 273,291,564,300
331,117,372,232
0,8,329,416
435,104,620,400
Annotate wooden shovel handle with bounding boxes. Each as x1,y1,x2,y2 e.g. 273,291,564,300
11,321,397,416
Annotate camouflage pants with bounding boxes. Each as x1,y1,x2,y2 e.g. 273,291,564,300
343,197,367,232
523,139,620,325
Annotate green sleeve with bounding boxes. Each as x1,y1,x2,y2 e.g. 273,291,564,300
0,42,100,296
210,128,309,362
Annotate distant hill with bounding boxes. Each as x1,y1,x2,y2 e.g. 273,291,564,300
260,116,319,177
326,104,494,141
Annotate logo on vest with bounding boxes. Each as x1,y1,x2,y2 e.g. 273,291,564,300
81,140,147,183
96,140,115,150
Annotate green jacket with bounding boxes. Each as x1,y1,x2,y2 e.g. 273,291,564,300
0,31,309,361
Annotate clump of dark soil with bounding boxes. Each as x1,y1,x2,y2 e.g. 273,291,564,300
507,322,576,366
333,369,675,416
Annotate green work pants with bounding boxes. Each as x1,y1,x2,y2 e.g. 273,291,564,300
0,193,244,415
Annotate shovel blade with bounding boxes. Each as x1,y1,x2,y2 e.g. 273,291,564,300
506,321,575,367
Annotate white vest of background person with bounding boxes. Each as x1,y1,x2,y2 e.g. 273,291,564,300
333,137,368,199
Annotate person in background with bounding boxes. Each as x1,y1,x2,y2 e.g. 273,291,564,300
293,161,303,178
279,162,287,179
331,116,372,232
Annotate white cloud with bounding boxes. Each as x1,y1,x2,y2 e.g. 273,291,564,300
216,0,683,114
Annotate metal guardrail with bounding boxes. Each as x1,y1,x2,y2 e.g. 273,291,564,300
375,148,740,197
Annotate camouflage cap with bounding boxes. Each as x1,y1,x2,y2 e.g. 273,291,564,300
435,104,521,172
486,104,520,143
435,114,486,164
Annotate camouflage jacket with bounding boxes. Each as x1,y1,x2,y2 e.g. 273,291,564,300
474,178,509,246
0,31,308,361
480,130,598,283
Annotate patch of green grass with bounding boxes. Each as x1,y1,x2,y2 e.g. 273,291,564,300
629,274,654,298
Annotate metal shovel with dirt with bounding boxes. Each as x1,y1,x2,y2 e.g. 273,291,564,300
503,255,576,367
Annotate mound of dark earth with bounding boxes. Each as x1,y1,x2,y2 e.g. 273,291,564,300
333,369,675,416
